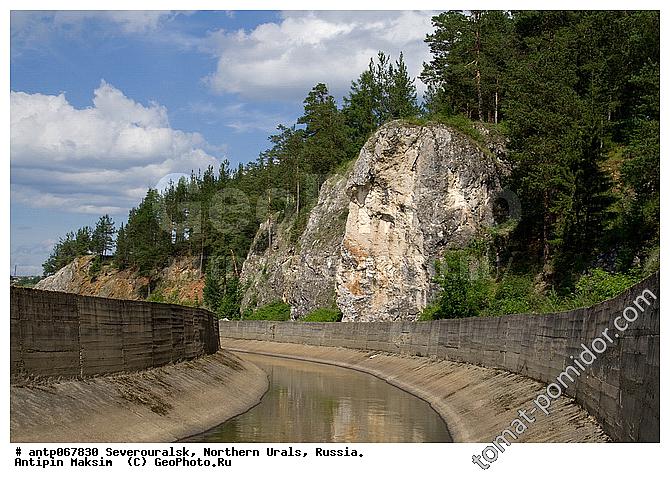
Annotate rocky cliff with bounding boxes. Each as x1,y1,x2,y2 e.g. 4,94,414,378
35,255,204,304
240,169,350,319
38,121,507,321
241,120,508,322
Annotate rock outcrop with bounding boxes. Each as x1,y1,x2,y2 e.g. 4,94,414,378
240,170,351,319
241,120,508,322
337,121,506,322
35,255,146,299
36,122,507,322
35,255,204,304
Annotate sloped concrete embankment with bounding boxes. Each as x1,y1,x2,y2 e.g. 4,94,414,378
10,288,268,442
220,274,659,443
12,351,268,443
222,338,608,443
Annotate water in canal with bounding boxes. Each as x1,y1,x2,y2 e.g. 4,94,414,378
183,352,451,443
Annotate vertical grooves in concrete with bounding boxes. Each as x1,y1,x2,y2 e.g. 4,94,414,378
10,287,220,381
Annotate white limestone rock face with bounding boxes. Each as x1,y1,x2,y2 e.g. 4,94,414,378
336,121,507,322
239,170,351,319
240,120,508,322
34,256,88,293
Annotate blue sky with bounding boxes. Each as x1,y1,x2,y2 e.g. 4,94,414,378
10,10,435,275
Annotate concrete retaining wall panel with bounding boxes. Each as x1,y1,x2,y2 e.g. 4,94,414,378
10,289,24,377
182,307,199,359
170,305,186,361
19,290,80,378
150,303,175,367
10,288,219,381
78,296,125,376
121,301,154,372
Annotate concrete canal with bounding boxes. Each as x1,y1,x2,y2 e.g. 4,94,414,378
183,352,452,443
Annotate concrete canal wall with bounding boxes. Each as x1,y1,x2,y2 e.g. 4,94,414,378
222,338,609,443
10,288,268,442
11,287,219,381
220,273,660,443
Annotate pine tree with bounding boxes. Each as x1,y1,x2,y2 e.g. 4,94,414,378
266,124,306,213
91,214,116,257
114,223,129,269
74,227,93,255
43,225,97,275
217,276,242,319
421,11,477,117
298,83,349,178
421,10,513,121
505,11,587,276
616,60,660,267
203,264,222,312
124,189,171,275
388,52,419,120
343,51,419,152
343,65,378,151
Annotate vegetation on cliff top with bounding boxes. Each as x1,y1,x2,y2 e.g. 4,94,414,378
43,11,658,319
43,214,116,276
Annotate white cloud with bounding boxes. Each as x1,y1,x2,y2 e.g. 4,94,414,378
11,11,177,56
50,11,172,33
11,82,219,215
203,11,435,100
92,11,172,33
187,101,290,133
14,10,172,34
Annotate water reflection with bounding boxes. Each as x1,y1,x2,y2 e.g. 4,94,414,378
183,352,451,443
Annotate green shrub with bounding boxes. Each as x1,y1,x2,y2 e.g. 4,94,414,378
423,228,649,320
146,291,165,303
419,303,443,321
534,288,574,314
572,268,642,307
288,208,311,243
253,230,270,253
424,249,494,319
300,307,343,322
245,300,291,321
487,274,534,315
11,276,43,288
643,246,660,276
405,115,494,157
88,256,102,278
334,155,355,176
146,288,199,307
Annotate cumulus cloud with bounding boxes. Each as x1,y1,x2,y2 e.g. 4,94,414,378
203,11,435,100
11,82,218,214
